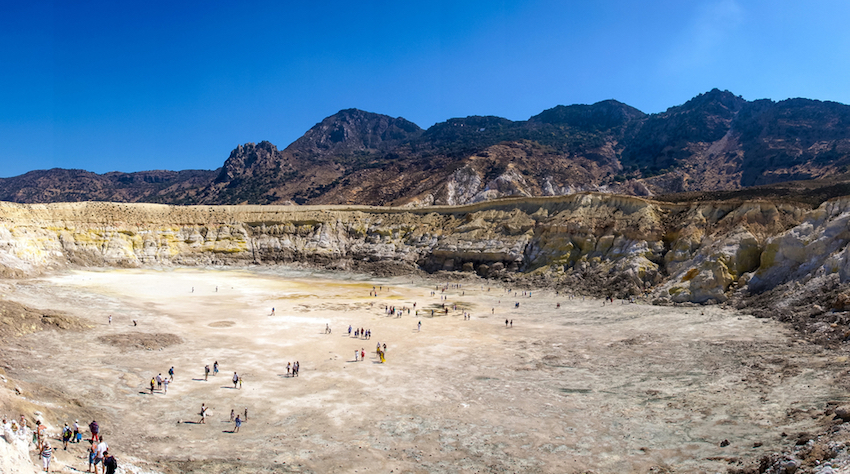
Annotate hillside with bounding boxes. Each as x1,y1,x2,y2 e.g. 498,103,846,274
2,90,850,206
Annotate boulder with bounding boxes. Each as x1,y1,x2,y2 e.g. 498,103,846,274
833,405,850,422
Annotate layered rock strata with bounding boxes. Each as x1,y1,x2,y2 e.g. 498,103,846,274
0,193,836,304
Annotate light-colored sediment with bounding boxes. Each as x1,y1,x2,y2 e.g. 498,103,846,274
1,268,846,473
0,193,825,304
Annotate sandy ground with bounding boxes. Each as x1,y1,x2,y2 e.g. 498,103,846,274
1,267,847,473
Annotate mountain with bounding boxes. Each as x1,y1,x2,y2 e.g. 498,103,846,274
3,89,850,206
0,169,217,204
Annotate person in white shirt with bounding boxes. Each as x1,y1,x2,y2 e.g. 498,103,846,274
94,437,108,474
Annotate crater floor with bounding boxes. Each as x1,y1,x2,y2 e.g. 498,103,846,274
2,268,843,473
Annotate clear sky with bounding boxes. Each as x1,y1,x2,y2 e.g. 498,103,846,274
2,0,849,177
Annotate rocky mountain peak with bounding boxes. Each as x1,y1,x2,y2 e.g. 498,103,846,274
215,141,282,183
671,88,745,116
286,108,422,157
529,100,646,131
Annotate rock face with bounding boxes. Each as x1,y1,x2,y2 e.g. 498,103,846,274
1,193,846,306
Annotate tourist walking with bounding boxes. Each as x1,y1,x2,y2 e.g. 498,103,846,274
36,420,46,450
103,450,118,474
233,372,239,388
62,423,72,450
233,414,242,433
89,420,99,443
88,441,97,473
95,437,108,473
40,441,52,472
213,361,219,376
204,365,210,381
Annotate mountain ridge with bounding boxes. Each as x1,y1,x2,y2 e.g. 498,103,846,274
3,89,850,206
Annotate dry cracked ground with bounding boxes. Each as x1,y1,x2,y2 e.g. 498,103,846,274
1,267,847,473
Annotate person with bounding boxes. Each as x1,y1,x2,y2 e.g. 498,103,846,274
233,414,242,433
156,373,162,390
510,320,513,327
36,419,46,450
73,420,81,443
150,377,155,394
232,372,239,388
348,325,352,336
95,437,108,474
294,361,299,376
168,366,174,381
244,407,248,421
132,320,137,326
271,307,275,315
286,362,291,376
505,319,509,327
238,375,243,389
213,361,219,376
230,409,235,422
103,449,118,474
204,365,210,381
40,441,52,472
418,321,421,331
355,349,358,361
361,348,365,361
199,404,207,424
325,323,331,334
163,377,169,394
108,315,112,325
88,440,97,473
62,423,72,450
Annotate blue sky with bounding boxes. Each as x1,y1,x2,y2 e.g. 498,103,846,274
1,1,849,177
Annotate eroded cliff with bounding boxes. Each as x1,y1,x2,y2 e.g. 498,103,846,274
0,193,833,307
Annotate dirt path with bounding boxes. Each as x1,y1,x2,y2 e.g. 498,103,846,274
1,268,846,473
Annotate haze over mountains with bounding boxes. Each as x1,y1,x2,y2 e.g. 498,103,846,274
3,89,850,206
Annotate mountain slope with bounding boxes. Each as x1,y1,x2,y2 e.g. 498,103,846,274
3,89,850,206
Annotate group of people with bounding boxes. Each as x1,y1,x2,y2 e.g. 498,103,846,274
384,305,410,317
348,325,371,339
286,361,300,376
1,415,117,473
149,372,171,394
197,404,247,433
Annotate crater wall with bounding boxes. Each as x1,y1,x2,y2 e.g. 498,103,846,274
0,193,838,304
